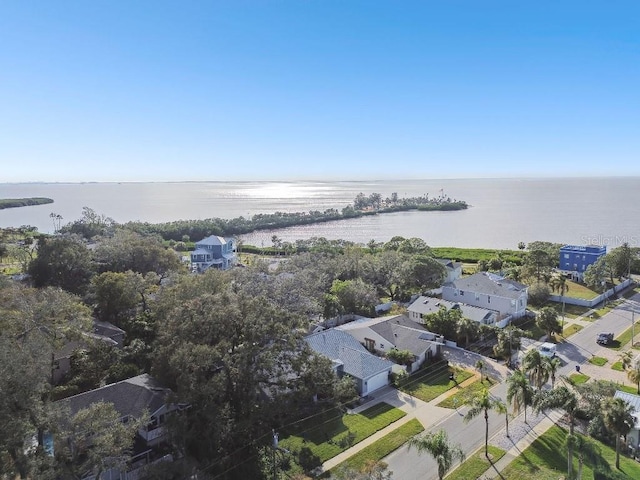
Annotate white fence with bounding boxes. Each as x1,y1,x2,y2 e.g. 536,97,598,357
548,278,633,308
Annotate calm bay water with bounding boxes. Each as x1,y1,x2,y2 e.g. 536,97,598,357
1,178,638,250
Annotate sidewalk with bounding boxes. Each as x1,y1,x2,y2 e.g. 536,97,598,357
321,372,481,472
480,409,564,479
320,348,513,474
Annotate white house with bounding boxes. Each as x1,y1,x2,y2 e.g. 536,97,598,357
337,315,443,373
614,390,640,455
437,259,463,284
407,296,499,326
190,235,237,272
442,272,528,320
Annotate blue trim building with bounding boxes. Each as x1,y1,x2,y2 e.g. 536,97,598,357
559,245,606,279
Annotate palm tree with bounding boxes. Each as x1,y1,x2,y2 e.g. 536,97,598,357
627,359,640,394
550,274,569,328
566,434,598,480
493,397,510,438
408,429,465,480
507,369,533,423
522,349,550,390
536,306,562,341
457,316,478,349
543,355,562,388
533,386,578,478
602,397,635,469
463,388,502,457
619,350,633,371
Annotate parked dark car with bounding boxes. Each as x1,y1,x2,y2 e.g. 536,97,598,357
596,332,614,345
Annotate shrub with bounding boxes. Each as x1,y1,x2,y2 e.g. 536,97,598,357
529,282,551,306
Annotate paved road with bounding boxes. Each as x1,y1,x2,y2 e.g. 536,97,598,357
384,293,640,479
384,373,510,480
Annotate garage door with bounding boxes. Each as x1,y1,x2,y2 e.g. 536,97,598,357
363,370,390,396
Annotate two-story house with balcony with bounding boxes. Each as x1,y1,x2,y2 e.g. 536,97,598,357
190,235,237,272
442,272,528,322
559,244,606,281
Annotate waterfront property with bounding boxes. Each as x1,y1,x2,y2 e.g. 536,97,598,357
442,272,528,320
407,295,499,326
305,329,394,396
190,235,237,272
559,244,606,281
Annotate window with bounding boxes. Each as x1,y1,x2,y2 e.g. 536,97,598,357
487,296,491,304
564,253,569,259
475,293,480,301
460,290,464,296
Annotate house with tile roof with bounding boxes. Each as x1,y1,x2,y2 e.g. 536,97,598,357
407,296,499,326
336,314,443,373
305,329,394,396
190,235,237,272
442,272,528,320
614,390,640,454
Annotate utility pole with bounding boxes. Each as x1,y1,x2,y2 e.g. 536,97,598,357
272,430,278,480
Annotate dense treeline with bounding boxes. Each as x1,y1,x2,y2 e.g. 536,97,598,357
0,197,53,209
120,191,467,242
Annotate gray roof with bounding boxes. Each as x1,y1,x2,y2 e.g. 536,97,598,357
437,259,463,270
59,374,170,419
408,296,497,323
93,319,125,338
444,272,526,300
614,390,640,428
379,324,440,356
306,329,393,381
195,235,228,246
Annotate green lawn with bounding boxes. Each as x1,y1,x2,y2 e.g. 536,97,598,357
616,384,639,395
569,373,590,385
588,356,608,366
331,419,424,473
611,361,625,372
564,280,600,300
562,323,583,338
398,364,474,403
280,402,406,463
437,377,496,409
558,303,593,319
446,445,506,480
500,425,640,479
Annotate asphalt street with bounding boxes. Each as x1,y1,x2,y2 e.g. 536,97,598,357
384,293,640,480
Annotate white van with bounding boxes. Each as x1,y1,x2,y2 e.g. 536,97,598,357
539,342,557,358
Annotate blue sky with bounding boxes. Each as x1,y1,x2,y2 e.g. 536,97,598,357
1,1,639,182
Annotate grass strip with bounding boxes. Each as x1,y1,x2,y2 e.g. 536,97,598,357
501,425,640,480
569,373,590,385
332,419,424,473
437,377,496,409
588,356,607,366
611,320,640,350
611,361,624,371
562,324,583,338
446,445,506,480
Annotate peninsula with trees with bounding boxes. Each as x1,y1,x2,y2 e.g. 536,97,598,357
0,197,53,210
122,191,467,242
